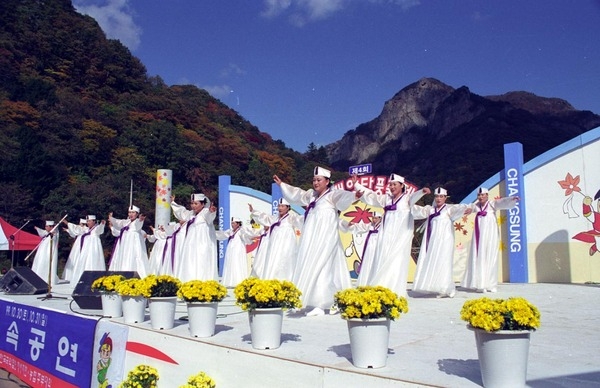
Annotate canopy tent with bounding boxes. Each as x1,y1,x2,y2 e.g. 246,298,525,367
0,217,41,251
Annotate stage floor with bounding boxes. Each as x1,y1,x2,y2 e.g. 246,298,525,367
2,281,600,387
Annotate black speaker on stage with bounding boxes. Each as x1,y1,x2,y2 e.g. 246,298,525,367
71,270,139,309
0,267,49,295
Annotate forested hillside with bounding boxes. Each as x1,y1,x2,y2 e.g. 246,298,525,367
0,0,324,227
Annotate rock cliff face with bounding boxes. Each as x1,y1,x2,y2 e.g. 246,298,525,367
327,77,600,199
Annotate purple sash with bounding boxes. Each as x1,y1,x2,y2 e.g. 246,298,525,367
164,227,182,269
79,225,96,250
269,214,288,236
109,223,130,265
383,193,404,224
358,227,379,273
474,202,489,252
426,204,445,250
186,216,196,233
304,189,331,221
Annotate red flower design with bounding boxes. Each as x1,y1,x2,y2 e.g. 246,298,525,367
343,206,372,224
557,173,581,196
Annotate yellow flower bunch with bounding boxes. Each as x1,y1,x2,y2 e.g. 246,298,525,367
179,371,216,388
177,280,228,303
460,297,541,332
115,278,149,297
333,286,409,320
234,277,302,311
143,275,181,298
91,274,126,292
119,364,159,388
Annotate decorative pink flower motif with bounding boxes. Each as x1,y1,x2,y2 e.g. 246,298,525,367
557,173,581,196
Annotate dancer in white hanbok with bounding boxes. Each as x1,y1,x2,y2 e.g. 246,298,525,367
161,221,184,276
250,199,302,281
71,215,106,283
275,167,357,316
148,222,181,275
108,205,149,278
217,217,256,287
31,220,60,286
172,194,218,282
61,218,86,282
461,187,519,293
412,188,468,297
249,222,269,279
340,212,382,287
354,174,429,298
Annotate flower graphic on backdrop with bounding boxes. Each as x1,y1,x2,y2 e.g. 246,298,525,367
558,172,600,256
558,172,583,218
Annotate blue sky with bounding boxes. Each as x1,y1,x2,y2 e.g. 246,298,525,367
73,0,600,152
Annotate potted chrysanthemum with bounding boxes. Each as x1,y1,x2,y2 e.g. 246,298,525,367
91,274,126,318
143,274,182,330
234,277,302,350
333,286,409,369
119,364,159,388
178,280,228,337
115,278,148,324
460,296,541,388
179,371,216,388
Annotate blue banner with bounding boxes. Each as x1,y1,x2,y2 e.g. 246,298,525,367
218,175,231,276
503,143,529,282
0,298,97,387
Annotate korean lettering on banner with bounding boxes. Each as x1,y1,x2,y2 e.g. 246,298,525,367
0,299,96,387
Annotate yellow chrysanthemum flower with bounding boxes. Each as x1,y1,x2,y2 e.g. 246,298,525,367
333,286,408,320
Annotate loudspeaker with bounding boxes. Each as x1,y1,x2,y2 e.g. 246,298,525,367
0,267,49,295
71,270,139,309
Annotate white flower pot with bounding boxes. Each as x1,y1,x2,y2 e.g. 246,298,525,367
471,326,531,388
148,296,177,330
248,307,283,350
346,317,390,368
101,292,122,318
121,296,146,324
187,302,218,337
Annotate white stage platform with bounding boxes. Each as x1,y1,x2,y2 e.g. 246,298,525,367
2,282,600,387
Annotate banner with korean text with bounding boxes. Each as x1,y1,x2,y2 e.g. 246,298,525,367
0,298,97,387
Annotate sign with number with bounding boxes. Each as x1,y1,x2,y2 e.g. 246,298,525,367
348,164,372,176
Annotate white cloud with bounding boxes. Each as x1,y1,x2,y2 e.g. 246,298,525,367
220,63,247,78
202,85,233,99
73,0,142,50
262,0,344,26
262,0,419,26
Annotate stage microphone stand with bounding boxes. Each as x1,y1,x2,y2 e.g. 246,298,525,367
9,219,31,269
38,214,69,301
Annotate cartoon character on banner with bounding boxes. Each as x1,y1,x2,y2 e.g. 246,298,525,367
558,173,600,256
340,205,374,277
97,332,113,388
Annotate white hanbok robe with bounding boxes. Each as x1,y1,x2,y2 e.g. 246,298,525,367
356,184,426,297
71,222,106,283
31,227,60,286
251,210,302,281
161,223,184,276
217,226,255,287
172,203,217,282
340,220,380,287
108,216,148,278
281,183,356,310
412,203,468,295
461,197,518,291
249,229,269,279
62,223,84,282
